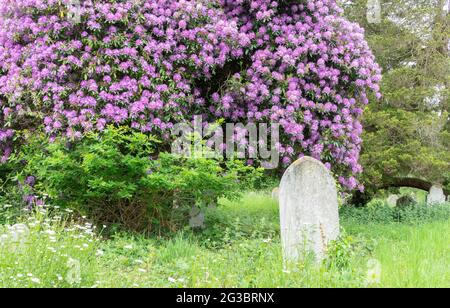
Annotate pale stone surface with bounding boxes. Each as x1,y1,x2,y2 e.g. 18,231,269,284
386,195,399,208
271,187,279,201
189,206,205,228
279,157,340,263
189,213,205,228
427,185,446,205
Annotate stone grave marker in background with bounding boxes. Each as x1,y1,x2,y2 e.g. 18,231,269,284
189,206,205,229
386,195,399,208
279,157,340,263
427,185,446,205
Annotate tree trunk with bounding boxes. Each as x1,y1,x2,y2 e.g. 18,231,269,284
380,177,449,196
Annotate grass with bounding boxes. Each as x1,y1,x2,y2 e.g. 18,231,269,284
0,192,449,288
0,210,99,287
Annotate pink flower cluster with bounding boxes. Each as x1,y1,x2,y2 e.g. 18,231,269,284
0,0,381,190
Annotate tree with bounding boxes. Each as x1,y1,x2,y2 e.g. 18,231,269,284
342,0,450,202
0,0,381,190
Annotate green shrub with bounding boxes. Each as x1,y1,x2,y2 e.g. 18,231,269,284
341,202,450,225
0,144,41,224
325,230,373,271
22,126,261,233
366,198,387,209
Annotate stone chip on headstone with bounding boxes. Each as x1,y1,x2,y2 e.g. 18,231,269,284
427,184,446,205
279,157,340,263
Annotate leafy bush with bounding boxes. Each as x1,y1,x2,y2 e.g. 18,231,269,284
325,229,373,270
21,127,261,233
0,0,381,190
0,147,44,224
366,198,386,209
341,202,450,225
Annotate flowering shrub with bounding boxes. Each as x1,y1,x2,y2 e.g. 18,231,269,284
0,0,381,190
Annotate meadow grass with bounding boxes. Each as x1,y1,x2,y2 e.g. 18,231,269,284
0,210,100,287
0,192,449,288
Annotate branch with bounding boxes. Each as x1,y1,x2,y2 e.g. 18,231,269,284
379,177,449,196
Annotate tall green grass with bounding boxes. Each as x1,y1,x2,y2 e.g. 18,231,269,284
0,210,100,287
0,192,449,288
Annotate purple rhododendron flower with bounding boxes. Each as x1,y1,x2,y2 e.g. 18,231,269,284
25,176,36,187
0,0,381,190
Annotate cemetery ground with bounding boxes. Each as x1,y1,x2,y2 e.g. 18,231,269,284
1,192,449,288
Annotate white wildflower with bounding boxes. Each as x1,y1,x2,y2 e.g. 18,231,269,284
9,224,30,242
45,230,56,236
66,258,81,285
366,259,382,285
30,278,41,284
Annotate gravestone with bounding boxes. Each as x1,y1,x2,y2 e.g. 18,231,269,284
279,157,340,263
189,206,205,229
386,195,399,208
271,187,279,201
396,195,417,209
427,185,446,205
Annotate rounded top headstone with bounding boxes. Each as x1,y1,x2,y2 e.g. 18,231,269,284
427,184,446,205
279,157,340,263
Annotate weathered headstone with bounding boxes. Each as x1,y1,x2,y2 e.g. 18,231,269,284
279,157,340,263
396,194,417,209
386,195,399,208
189,206,205,228
271,187,279,201
427,185,446,205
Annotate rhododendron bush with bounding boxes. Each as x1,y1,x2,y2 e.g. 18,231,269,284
0,0,381,190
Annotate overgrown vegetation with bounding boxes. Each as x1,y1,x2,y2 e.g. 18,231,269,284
0,0,448,289
2,127,261,233
341,202,450,225
0,193,448,288
0,209,99,288
343,0,450,202
0,0,381,191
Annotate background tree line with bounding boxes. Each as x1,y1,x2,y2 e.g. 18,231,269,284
342,0,450,203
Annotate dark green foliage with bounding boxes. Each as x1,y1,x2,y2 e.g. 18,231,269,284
343,0,450,200
325,230,374,271
396,195,418,209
